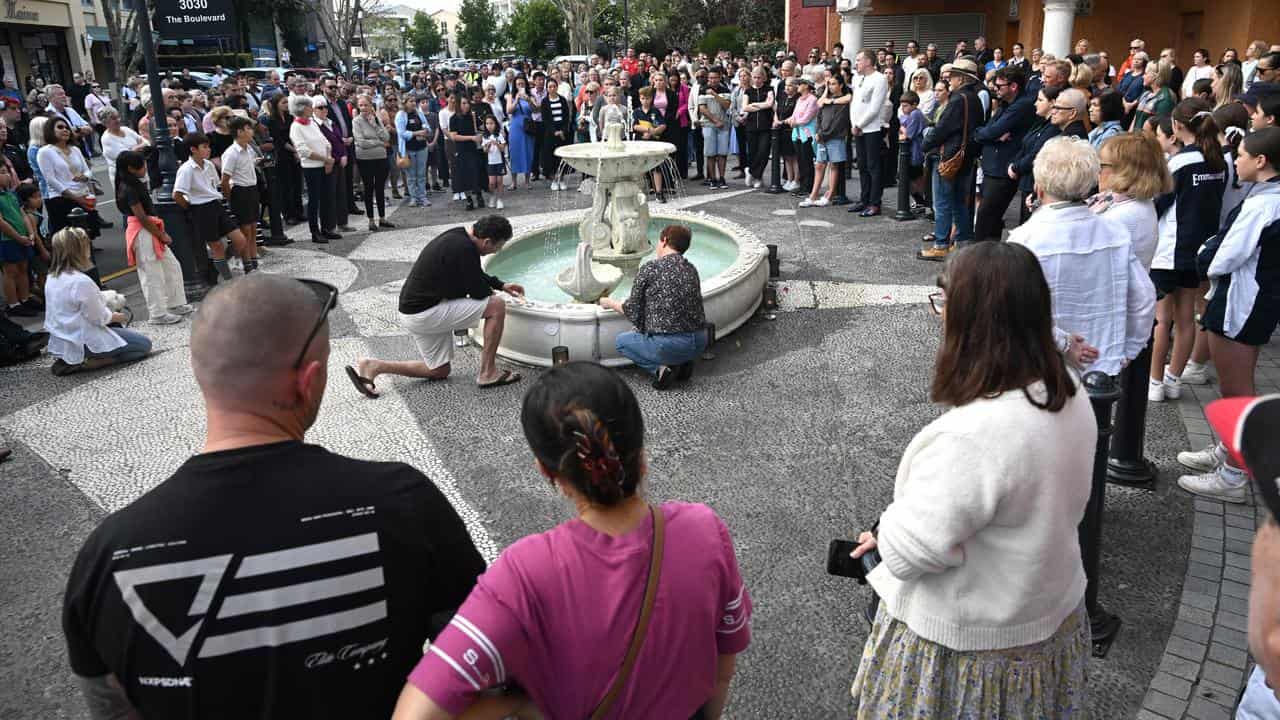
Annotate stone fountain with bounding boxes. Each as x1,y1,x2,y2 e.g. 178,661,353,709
472,116,769,366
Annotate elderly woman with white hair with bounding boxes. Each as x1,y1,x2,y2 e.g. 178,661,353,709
909,68,935,116
287,94,338,244
97,107,146,186
1009,136,1156,376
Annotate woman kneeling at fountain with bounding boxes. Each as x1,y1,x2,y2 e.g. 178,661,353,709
599,224,707,389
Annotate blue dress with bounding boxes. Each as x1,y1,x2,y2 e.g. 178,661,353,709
508,96,535,175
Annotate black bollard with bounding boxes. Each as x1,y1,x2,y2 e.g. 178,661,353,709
702,322,716,361
1108,327,1158,488
765,126,785,194
893,134,914,221
551,345,569,366
66,207,102,287
762,284,778,314
767,244,780,279
1081,371,1123,658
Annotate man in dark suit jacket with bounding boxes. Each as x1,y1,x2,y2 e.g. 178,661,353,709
973,66,1037,241
322,76,360,216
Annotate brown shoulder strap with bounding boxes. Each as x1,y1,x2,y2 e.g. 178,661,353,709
589,505,666,720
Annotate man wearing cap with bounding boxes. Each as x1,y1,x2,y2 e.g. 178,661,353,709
918,57,985,261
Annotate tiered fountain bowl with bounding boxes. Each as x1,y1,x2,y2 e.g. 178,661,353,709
471,123,768,367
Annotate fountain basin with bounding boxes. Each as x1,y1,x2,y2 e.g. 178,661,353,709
474,211,768,367
556,140,676,182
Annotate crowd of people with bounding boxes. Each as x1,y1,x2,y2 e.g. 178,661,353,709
0,27,1277,720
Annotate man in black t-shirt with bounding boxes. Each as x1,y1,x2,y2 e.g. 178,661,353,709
348,215,525,398
63,274,487,720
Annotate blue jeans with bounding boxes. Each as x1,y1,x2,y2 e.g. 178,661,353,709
932,168,974,247
407,148,428,204
616,330,707,376
86,328,152,366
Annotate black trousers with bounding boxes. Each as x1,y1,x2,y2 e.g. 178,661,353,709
342,157,357,210
855,130,884,206
1019,190,1033,224
542,132,566,180
529,120,544,178
674,125,690,178
747,129,771,181
692,126,705,177
974,175,1020,241
302,166,329,235
357,158,389,219
734,126,748,171
796,139,815,192
282,151,305,220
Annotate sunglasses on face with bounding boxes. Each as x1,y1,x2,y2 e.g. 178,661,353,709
294,279,339,369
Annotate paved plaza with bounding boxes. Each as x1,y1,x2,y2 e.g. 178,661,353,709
3,178,1273,719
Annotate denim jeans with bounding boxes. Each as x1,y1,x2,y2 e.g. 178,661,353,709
407,148,428,204
616,330,707,375
86,327,153,366
932,168,974,248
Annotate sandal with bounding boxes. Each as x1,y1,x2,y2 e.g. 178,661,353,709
344,365,380,398
477,369,522,389
921,233,937,244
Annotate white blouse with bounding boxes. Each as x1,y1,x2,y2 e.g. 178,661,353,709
35,144,90,200
43,271,124,365
102,127,145,185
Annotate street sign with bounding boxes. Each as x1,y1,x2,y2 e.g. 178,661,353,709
153,0,235,40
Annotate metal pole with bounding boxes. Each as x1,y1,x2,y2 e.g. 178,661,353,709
764,126,784,194
1081,371,1123,658
623,0,629,55
136,0,209,299
892,132,913,221
1107,326,1158,487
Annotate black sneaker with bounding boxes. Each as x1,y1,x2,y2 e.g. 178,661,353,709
21,296,44,311
652,365,675,390
7,303,37,317
379,219,396,228
676,362,694,381
312,234,329,244
847,202,868,213
321,230,343,240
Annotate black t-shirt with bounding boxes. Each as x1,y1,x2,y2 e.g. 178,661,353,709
117,179,155,219
398,227,503,314
63,441,485,719
208,131,235,160
404,111,426,152
449,113,481,155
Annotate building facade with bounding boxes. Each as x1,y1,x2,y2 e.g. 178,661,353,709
787,0,1280,67
0,0,113,90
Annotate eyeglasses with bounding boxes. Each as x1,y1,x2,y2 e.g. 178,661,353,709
1130,46,1142,51
1050,105,1074,112
994,82,1010,88
1099,162,1114,168
293,279,339,369
929,291,946,315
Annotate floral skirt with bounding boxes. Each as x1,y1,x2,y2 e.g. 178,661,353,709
850,601,1090,719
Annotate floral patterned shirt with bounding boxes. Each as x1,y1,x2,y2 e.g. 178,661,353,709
623,252,705,334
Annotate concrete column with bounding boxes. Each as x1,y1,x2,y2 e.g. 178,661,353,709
837,0,872,55
1041,0,1076,58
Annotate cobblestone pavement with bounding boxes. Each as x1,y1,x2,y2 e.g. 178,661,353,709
0,174,1253,719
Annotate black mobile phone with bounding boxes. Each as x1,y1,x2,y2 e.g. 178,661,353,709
827,539,880,585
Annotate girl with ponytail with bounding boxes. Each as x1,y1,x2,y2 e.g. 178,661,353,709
1148,98,1227,403
1178,127,1280,503
394,362,752,720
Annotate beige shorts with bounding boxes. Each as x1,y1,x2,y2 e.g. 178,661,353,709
399,298,490,369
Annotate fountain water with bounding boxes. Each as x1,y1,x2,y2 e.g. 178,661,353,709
474,117,769,367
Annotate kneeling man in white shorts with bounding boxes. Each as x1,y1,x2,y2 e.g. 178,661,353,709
346,215,524,396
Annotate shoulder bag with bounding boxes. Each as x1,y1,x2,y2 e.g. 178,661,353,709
936,93,970,181
588,504,666,720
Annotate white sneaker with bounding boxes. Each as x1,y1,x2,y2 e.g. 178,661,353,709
798,198,815,207
745,172,754,186
1163,367,1183,399
149,313,182,325
1178,467,1250,504
752,180,763,189
1178,444,1224,473
423,198,432,207
487,197,496,208
1148,378,1166,403
1182,362,1211,385
495,199,504,210
168,304,194,316
813,197,830,207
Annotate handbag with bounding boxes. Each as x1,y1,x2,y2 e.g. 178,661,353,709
936,93,970,181
588,504,665,720
395,151,411,169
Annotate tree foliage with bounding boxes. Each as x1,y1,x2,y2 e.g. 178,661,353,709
505,0,569,59
457,0,503,57
697,25,744,56
407,12,447,59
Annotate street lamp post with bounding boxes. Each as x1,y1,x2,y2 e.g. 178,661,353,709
136,0,209,298
401,23,408,67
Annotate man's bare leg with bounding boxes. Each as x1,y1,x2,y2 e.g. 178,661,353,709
354,358,450,392
477,296,506,384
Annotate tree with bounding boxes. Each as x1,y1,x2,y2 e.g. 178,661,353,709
406,12,446,59
457,0,503,57
313,0,391,70
100,0,143,89
505,0,568,60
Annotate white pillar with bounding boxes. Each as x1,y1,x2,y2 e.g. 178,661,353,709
837,0,872,55
1041,0,1076,58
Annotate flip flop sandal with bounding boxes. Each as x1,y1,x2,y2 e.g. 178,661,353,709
477,369,522,389
345,365,380,398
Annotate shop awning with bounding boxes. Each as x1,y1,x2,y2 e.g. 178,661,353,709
86,26,110,43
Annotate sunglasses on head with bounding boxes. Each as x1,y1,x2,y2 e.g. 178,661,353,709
293,279,339,369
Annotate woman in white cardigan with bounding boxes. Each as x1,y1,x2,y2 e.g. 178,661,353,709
287,94,336,244
849,242,1095,718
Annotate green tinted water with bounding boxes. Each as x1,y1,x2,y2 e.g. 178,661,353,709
485,220,741,304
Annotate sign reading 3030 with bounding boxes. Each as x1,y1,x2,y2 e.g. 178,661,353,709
153,0,235,40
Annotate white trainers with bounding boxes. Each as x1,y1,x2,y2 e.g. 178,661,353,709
813,196,830,207
1148,378,1166,402
745,172,753,186
752,180,763,189
495,199,504,210
487,197,496,208
169,304,194,316
1178,444,1225,473
149,313,182,326
1182,362,1211,385
1163,368,1183,399
1178,466,1250,504
798,197,815,207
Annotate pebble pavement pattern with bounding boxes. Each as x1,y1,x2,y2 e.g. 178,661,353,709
0,179,1214,719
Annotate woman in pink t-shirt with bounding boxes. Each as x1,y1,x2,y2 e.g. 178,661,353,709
393,362,752,720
